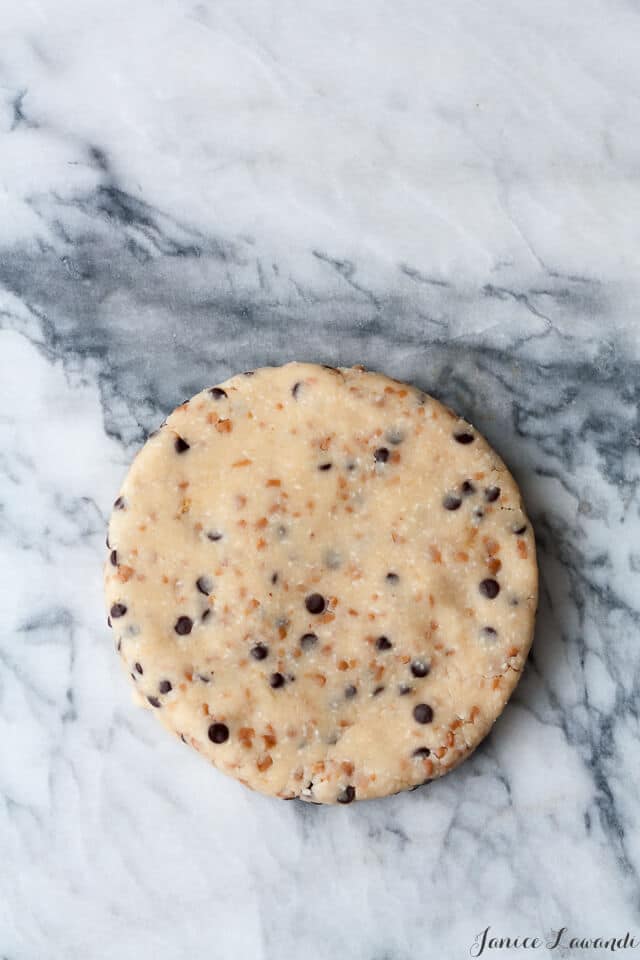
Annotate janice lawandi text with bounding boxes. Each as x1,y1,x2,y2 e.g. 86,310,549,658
470,926,640,956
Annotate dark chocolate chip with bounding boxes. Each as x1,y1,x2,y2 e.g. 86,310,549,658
130,672,137,681
135,662,143,675
269,672,285,688
376,636,392,651
337,785,356,804
454,431,474,444
110,603,127,618
485,486,501,503
291,381,302,398
481,626,498,639
345,684,357,698
372,685,385,696
373,447,389,462
174,615,193,635
158,680,172,694
410,660,430,678
300,633,318,650
386,572,399,584
196,576,213,596
412,746,431,758
461,480,476,495
174,436,190,453
110,550,118,566
318,462,332,471
251,642,269,660
113,496,125,510
443,494,462,511
473,508,485,519
398,684,413,695
305,593,326,614
210,387,228,399
201,609,211,621
479,579,500,599
206,530,223,541
197,673,211,683
208,722,229,744
106,534,110,548
107,616,112,628
147,696,161,708
180,733,187,743
116,637,121,652
413,703,434,724
271,572,278,584
514,524,527,535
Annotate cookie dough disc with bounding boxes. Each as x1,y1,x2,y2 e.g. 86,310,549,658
105,363,537,804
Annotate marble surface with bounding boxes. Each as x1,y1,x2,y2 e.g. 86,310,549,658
2,1,639,957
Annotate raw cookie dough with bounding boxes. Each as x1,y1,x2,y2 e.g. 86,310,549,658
105,363,537,804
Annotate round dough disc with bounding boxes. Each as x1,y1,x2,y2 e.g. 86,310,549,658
105,363,537,804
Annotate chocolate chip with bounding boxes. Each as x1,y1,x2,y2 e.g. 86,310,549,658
481,626,498,639
116,637,121,653
208,722,229,743
269,672,285,688
174,615,193,635
251,642,269,660
243,370,255,376
271,572,278,584
318,462,332,471
197,673,211,683
300,633,318,650
174,436,190,453
110,550,118,566
113,496,125,510
372,685,385,696
210,387,227,399
206,530,223,541
147,696,161,708
106,534,110,548
376,636,392,651
196,576,213,596
374,447,389,462
135,662,143,675
454,432,474,444
337,785,356,804
412,747,431,758
386,572,399,584
110,603,127,618
413,703,434,724
158,680,172,694
514,524,527,535
345,684,357,698
479,579,500,599
461,480,476,495
443,494,462,511
410,660,430,678
305,593,326,614
130,672,137,681
107,616,112,628
398,684,413,695
485,486,501,502
291,381,302,398
201,608,211,621
473,508,485,520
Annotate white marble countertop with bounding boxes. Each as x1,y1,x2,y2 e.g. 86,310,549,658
2,1,639,957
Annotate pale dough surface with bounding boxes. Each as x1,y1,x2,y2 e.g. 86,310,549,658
105,363,537,803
